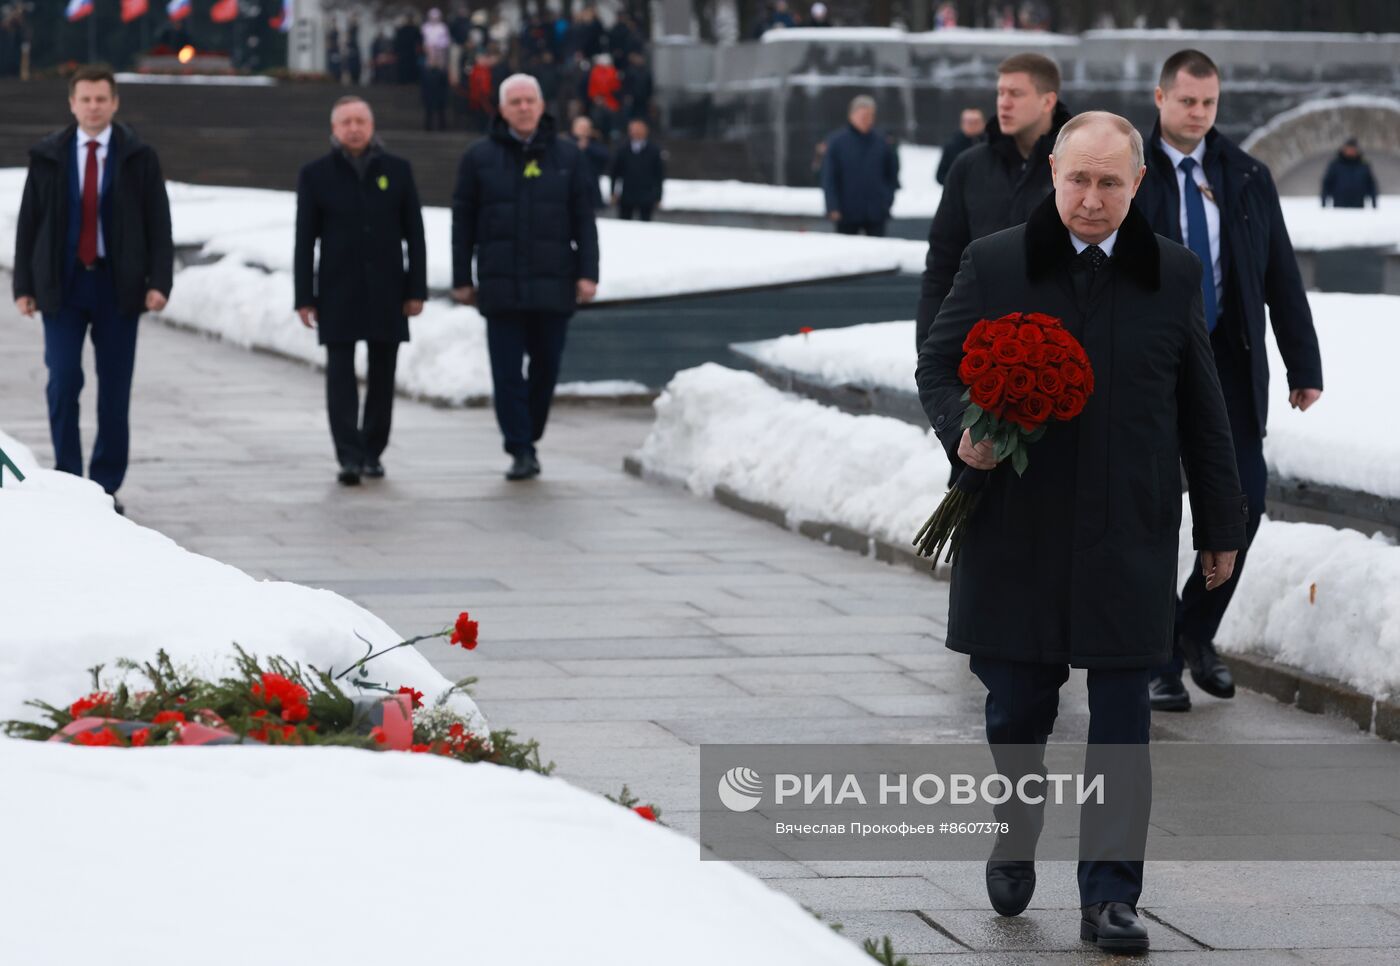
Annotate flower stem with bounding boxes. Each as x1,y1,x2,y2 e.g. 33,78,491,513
333,629,449,682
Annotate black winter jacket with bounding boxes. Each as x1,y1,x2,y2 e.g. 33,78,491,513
13,122,173,317
451,114,600,318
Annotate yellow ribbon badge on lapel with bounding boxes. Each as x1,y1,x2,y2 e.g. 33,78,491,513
523,159,542,178
377,175,389,191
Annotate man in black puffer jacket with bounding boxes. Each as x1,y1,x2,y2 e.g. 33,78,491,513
1321,138,1379,209
452,73,600,481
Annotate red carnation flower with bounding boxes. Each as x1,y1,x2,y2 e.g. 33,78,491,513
370,726,388,745
450,611,479,649
73,727,122,747
957,348,994,385
130,728,151,748
397,686,425,710
69,692,112,720
634,805,657,822
152,710,186,726
410,743,432,753
798,326,814,335
1004,366,1035,402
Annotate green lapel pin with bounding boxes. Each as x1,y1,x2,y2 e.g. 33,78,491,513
523,159,542,179
377,174,389,190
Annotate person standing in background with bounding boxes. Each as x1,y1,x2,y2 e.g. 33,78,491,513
1321,137,1379,208
295,97,427,486
609,118,666,221
12,66,173,516
936,107,986,186
821,94,900,237
572,115,611,211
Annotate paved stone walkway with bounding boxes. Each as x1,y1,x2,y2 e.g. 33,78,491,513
3,301,1399,964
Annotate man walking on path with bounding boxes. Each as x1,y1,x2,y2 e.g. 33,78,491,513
916,53,1070,351
1135,50,1324,712
295,96,427,486
608,118,665,221
451,74,599,481
12,66,173,516
918,112,1247,952
821,95,900,237
1321,137,1379,208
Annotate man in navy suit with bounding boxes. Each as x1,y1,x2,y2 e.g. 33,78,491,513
13,66,173,515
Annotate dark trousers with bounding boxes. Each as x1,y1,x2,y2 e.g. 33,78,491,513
835,220,887,237
325,341,399,468
1159,325,1267,676
618,202,653,221
42,265,140,495
485,313,570,457
970,655,1152,908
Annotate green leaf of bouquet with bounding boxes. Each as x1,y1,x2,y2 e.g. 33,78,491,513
1012,447,1029,476
961,403,983,429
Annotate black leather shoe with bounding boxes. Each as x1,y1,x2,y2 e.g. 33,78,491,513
505,453,540,481
1080,901,1149,952
1149,672,1191,712
337,463,362,486
362,461,385,479
1180,633,1235,699
986,860,1035,917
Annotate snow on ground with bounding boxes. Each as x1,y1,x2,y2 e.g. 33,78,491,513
635,364,1400,698
761,26,1079,46
0,430,487,731
0,439,871,966
737,293,1399,500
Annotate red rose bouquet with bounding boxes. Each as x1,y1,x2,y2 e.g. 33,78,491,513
914,311,1095,565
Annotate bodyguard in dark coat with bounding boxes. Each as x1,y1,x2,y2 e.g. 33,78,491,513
452,74,599,481
608,118,666,221
917,53,1071,351
917,114,1247,951
1133,50,1324,711
1321,138,1379,208
934,107,986,186
13,67,173,513
295,96,427,485
570,115,611,210
821,95,900,236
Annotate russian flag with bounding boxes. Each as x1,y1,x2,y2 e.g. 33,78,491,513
64,0,94,22
122,0,150,22
166,0,192,21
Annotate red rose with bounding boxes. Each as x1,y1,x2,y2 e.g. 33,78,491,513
1054,391,1087,420
1042,345,1067,364
993,312,1023,325
962,320,991,352
634,805,658,822
987,322,1017,341
397,686,425,710
969,369,1006,410
1004,366,1035,401
1016,323,1045,344
1023,344,1048,368
1044,327,1072,347
1015,392,1054,429
451,611,480,649
1024,311,1061,327
152,710,186,726
1069,340,1089,364
991,337,1025,365
957,348,994,385
1037,368,1064,396
1082,364,1095,394
1060,361,1085,387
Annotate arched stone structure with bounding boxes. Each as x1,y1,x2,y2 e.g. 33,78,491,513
1242,96,1400,198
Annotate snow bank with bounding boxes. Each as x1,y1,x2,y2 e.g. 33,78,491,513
0,737,873,966
761,26,1078,46
0,430,486,730
635,364,1400,698
738,293,1399,500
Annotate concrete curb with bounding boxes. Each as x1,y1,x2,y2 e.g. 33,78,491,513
624,452,1399,743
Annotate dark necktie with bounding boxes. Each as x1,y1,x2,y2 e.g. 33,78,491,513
1081,244,1107,273
1179,156,1218,332
78,140,99,267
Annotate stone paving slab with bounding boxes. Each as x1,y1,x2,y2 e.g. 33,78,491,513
4,303,1400,961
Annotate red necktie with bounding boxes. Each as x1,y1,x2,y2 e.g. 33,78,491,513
78,140,99,266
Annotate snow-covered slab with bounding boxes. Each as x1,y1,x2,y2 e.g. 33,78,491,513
735,293,1399,500
634,364,1400,698
0,431,486,730
761,26,1078,46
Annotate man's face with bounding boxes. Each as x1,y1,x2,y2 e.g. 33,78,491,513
69,80,118,133
1154,70,1219,151
501,82,544,136
849,105,875,134
1342,144,1359,159
995,71,1054,138
960,109,986,138
1050,124,1145,245
571,117,593,140
628,120,648,142
331,102,375,152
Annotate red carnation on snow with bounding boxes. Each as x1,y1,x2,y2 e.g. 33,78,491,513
69,692,112,719
450,612,479,650
634,805,657,822
397,686,425,710
72,727,123,747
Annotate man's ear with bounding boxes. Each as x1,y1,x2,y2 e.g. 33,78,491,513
1130,164,1146,196
1048,153,1058,188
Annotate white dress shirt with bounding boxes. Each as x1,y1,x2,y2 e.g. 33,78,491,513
1158,137,1222,303
75,126,112,258
1069,228,1118,259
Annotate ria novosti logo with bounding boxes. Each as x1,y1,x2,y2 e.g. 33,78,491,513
717,766,764,811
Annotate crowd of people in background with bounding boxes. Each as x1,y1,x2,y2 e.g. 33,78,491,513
324,3,654,142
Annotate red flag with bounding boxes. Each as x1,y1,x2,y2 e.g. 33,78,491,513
210,0,238,23
121,0,149,22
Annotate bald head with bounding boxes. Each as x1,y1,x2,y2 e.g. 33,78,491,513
1048,112,1146,245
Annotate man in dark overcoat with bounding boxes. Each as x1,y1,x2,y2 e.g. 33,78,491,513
821,94,899,237
13,66,173,516
451,73,600,481
917,112,1248,952
295,96,427,485
1134,50,1324,711
608,118,666,221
